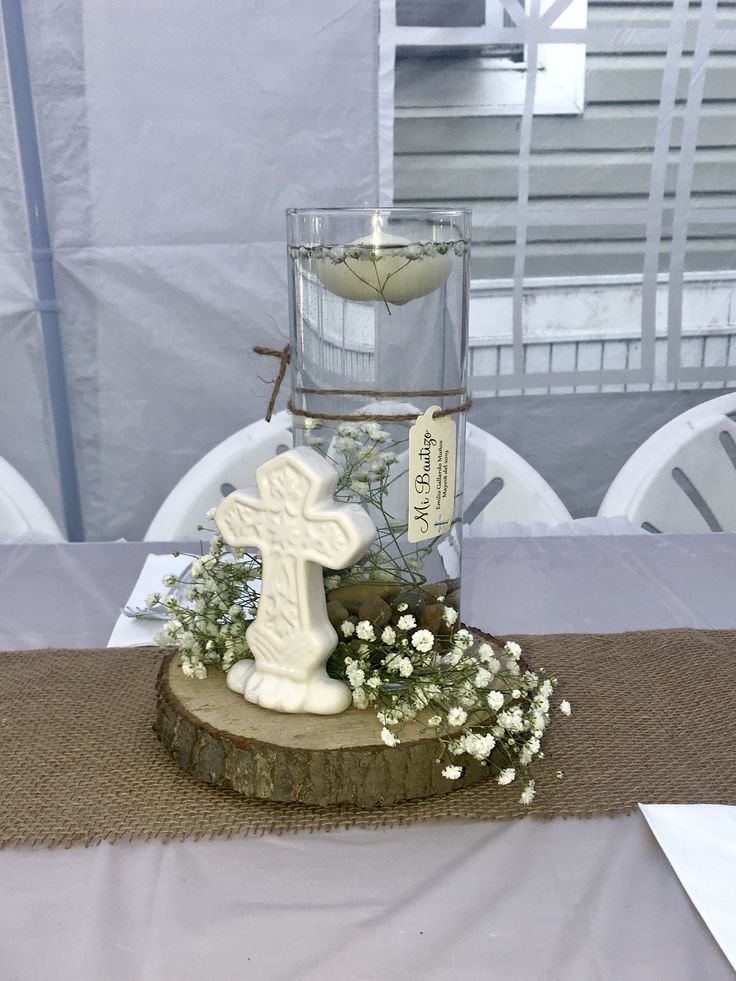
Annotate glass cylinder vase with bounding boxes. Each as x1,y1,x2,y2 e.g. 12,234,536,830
286,207,471,637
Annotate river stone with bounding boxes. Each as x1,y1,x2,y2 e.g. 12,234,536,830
419,603,444,635
327,583,400,613
394,589,428,615
326,600,350,630
357,595,393,629
421,582,449,601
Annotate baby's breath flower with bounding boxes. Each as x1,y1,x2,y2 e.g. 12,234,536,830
363,422,389,442
427,715,442,727
474,667,492,689
487,690,505,712
498,706,524,733
397,614,416,631
340,620,356,638
397,602,408,613
366,676,381,690
381,625,396,645
497,768,516,785
352,688,369,709
505,640,522,661
397,656,414,678
464,733,495,759
182,658,207,680
520,780,536,805
162,573,177,588
442,606,458,626
454,629,473,649
442,765,463,780
303,417,320,430
411,629,434,653
559,700,572,716
145,592,161,609
356,620,375,642
346,664,366,688
380,727,400,747
447,706,468,727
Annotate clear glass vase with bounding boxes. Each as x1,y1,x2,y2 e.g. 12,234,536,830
286,207,471,640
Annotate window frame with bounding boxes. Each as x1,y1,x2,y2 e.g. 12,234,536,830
382,0,588,118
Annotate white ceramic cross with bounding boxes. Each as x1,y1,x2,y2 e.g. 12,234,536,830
215,445,376,715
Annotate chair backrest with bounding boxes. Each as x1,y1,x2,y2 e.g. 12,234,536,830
144,411,293,541
462,423,571,535
599,392,736,533
145,414,570,541
0,457,65,541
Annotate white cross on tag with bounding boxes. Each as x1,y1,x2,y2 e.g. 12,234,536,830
215,445,376,715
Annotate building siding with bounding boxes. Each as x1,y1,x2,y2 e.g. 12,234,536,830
393,0,736,280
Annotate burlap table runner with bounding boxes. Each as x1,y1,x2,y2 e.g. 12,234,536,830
1,629,735,848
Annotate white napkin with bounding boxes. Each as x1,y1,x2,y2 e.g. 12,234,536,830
639,803,736,968
107,553,192,648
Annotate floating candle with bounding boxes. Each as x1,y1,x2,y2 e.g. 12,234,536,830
315,229,452,306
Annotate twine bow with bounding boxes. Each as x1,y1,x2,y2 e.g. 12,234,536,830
253,344,291,422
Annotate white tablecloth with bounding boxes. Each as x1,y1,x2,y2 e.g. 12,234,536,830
1,535,735,980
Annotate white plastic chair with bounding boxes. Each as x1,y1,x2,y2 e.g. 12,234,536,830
599,392,736,533
0,457,65,542
145,413,571,541
462,423,571,536
145,411,294,541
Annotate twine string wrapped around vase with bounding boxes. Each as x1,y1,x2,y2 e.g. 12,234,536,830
254,344,472,423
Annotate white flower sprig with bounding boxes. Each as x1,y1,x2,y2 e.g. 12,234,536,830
334,623,569,805
146,528,261,680
289,239,469,263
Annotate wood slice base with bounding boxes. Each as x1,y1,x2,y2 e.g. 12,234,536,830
155,654,490,808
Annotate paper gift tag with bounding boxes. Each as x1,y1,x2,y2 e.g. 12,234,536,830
407,406,457,544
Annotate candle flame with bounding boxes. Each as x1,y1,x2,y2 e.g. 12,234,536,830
371,212,383,249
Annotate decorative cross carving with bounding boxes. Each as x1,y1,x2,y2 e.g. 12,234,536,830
215,446,376,715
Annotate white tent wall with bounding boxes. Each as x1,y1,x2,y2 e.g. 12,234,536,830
11,0,379,541
0,11,64,534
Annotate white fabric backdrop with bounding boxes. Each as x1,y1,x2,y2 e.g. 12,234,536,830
2,0,379,540
0,13,63,531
